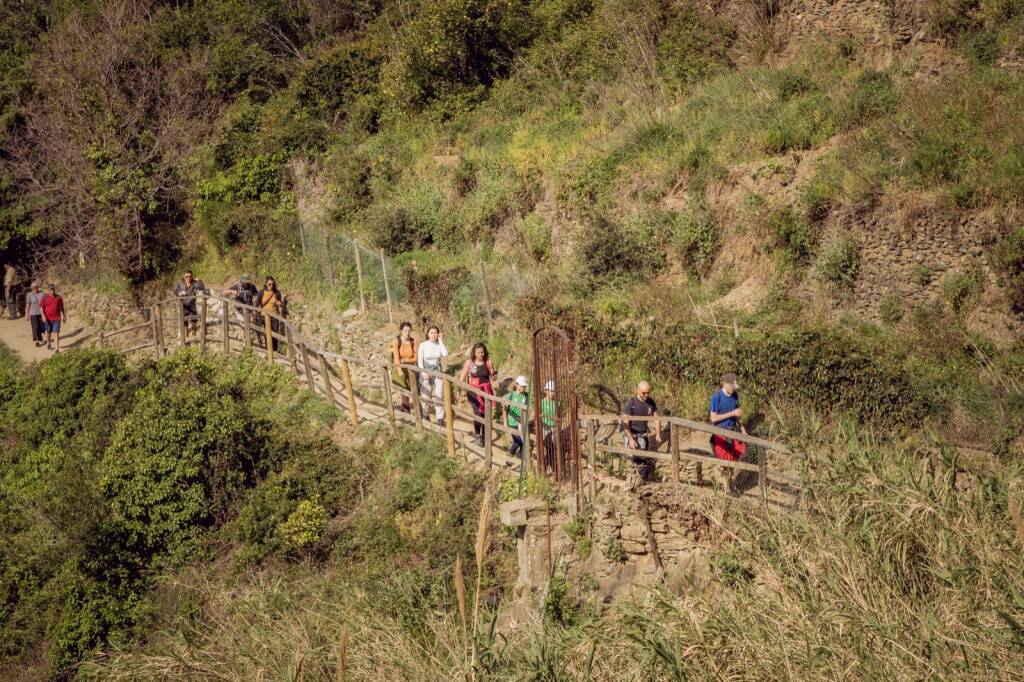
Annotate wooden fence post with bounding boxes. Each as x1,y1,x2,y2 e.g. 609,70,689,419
285,326,298,375
177,298,186,347
300,343,315,391
150,305,160,356
321,354,335,402
240,310,250,348
353,241,366,314
586,418,596,501
759,449,769,509
222,300,230,353
671,422,680,483
380,248,393,323
341,359,359,427
444,378,456,459
381,366,396,425
97,331,105,349
199,296,208,352
155,305,164,357
484,398,493,470
410,368,424,434
263,314,274,364
520,405,531,474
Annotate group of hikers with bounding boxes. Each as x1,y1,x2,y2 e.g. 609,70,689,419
389,321,751,493
173,270,285,349
3,259,68,353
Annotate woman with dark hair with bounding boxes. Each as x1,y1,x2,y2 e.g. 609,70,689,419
460,342,497,447
259,275,284,351
391,321,417,412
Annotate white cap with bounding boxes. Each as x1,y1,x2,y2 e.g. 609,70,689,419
515,375,528,387
544,380,555,391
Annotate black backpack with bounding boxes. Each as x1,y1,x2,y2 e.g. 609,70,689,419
235,283,256,307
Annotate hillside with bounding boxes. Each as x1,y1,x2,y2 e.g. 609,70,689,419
1,1,1024,679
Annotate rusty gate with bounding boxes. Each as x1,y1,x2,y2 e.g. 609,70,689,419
530,325,581,490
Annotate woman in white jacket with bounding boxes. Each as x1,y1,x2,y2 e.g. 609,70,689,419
417,325,449,424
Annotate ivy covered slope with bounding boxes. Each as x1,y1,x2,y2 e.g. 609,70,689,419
0,345,506,679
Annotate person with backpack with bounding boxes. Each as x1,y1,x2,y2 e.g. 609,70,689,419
24,280,45,347
709,372,747,495
390,321,418,412
222,274,259,343
40,283,66,353
417,325,448,425
460,342,497,447
507,375,530,458
258,275,284,352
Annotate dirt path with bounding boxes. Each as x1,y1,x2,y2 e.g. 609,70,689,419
0,313,88,362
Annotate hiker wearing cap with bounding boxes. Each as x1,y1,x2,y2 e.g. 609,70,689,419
40,284,66,352
417,325,448,425
223,274,259,336
24,281,45,347
4,263,18,319
507,375,530,458
460,342,497,447
709,372,748,495
622,381,660,483
174,270,207,337
390,322,418,413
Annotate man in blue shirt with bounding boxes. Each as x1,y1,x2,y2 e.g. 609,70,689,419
709,372,747,495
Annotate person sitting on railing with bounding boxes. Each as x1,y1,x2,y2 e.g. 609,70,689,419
390,321,418,413
460,342,497,448
622,380,659,483
173,270,207,337
417,325,448,426
507,375,530,459
709,372,747,496
222,274,259,339
258,275,284,352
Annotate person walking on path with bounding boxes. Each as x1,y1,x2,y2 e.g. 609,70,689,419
173,270,206,337
222,274,259,335
622,381,660,483
40,284,66,352
539,380,559,473
709,372,747,495
507,375,529,459
460,342,497,447
258,276,285,352
390,321,418,413
417,325,448,425
4,263,18,319
24,280,45,347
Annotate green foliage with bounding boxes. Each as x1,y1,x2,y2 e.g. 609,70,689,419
579,213,665,283
942,266,984,314
816,235,861,292
838,68,899,130
911,264,933,286
543,574,582,626
879,293,904,325
762,92,836,154
989,228,1024,313
450,283,488,341
765,206,815,265
277,498,328,554
601,534,625,563
517,212,551,261
662,209,719,276
657,2,735,89
197,152,287,204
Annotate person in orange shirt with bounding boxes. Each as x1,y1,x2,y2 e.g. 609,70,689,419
390,321,418,412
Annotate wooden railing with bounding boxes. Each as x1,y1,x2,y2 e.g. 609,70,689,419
93,293,798,506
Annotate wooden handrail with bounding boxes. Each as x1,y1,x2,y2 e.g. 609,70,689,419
92,291,798,502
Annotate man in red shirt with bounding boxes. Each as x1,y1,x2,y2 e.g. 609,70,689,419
40,283,67,353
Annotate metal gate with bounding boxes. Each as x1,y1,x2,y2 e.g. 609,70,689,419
530,325,581,490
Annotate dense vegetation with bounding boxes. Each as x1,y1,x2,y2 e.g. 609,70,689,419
0,346,504,679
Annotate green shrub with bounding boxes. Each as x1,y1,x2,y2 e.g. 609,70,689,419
990,228,1024,313
277,498,328,554
912,264,934,286
453,156,479,196
664,209,719,276
766,206,815,264
450,282,488,341
942,266,984,314
657,3,735,88
816,235,861,292
762,93,835,154
879,293,904,325
838,68,899,130
801,169,841,223
295,42,380,120
543,574,582,626
579,213,665,282
517,212,551,261
601,534,625,563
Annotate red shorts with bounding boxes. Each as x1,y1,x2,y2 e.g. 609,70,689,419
711,434,747,462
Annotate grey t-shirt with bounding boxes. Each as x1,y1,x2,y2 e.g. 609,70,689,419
25,291,45,316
